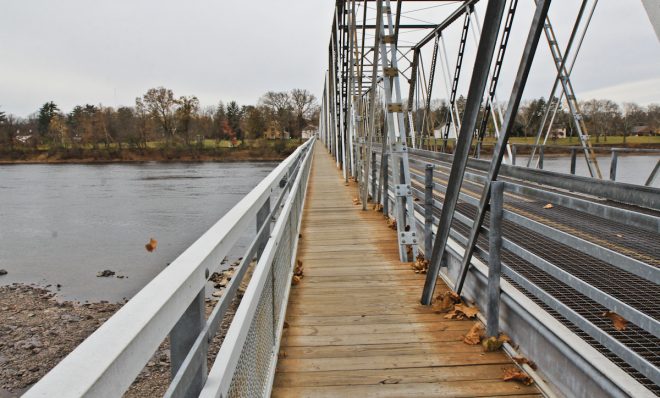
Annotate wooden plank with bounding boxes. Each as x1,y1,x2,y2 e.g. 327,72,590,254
273,364,512,387
279,341,486,359
286,321,470,336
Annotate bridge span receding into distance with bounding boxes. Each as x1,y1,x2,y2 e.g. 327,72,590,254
24,0,660,397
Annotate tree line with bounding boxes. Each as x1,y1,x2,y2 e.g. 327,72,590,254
414,96,659,141
0,88,319,150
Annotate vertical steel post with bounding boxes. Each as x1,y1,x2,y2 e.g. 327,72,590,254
170,289,206,398
382,153,389,216
256,198,271,258
371,151,378,199
487,181,504,338
424,165,435,261
610,150,618,181
570,148,577,174
421,0,507,305
538,146,544,170
511,144,516,165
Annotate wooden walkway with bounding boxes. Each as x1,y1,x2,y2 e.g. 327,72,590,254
272,144,541,397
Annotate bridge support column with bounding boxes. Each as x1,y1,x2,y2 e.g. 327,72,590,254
382,153,389,217
487,181,503,338
424,164,435,261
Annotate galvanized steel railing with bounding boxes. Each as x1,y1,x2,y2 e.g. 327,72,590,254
25,137,315,398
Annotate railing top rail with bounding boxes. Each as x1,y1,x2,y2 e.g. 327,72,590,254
24,139,315,398
407,147,660,210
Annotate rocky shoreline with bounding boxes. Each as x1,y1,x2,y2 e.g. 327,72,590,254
0,266,241,397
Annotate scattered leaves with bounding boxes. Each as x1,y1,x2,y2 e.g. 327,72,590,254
387,217,397,230
291,275,301,285
503,368,534,386
445,303,479,320
373,203,383,212
513,356,538,370
434,291,460,313
463,322,485,345
352,197,361,205
543,203,554,209
145,238,158,252
411,254,429,274
482,336,502,351
602,311,628,331
294,260,304,278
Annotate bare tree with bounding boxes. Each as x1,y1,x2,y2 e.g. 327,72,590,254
142,87,178,143
176,96,200,146
291,89,317,137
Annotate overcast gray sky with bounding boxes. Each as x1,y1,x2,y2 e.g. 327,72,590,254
1,0,658,117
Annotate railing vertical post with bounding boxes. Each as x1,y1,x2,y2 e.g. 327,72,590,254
487,181,504,338
538,146,544,170
511,145,516,165
382,153,389,217
256,198,271,259
371,151,377,200
424,164,434,260
570,148,577,175
610,150,618,181
476,140,481,159
170,289,206,398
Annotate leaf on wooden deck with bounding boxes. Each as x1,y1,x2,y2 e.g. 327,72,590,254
411,254,429,274
543,203,554,209
145,238,158,252
291,275,301,285
434,291,460,313
373,203,383,212
387,217,397,230
482,333,512,352
463,322,485,345
602,311,628,331
503,368,534,386
294,260,304,278
513,356,538,370
353,197,361,205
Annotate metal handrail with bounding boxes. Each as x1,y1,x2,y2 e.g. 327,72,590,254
25,138,316,398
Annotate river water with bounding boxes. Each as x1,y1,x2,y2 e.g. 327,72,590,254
0,155,657,302
0,162,275,302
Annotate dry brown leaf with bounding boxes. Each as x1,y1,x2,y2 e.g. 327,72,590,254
411,254,430,274
294,260,304,278
602,311,628,331
434,291,460,313
291,275,301,285
373,203,383,212
543,203,554,209
352,197,361,205
387,218,397,230
513,356,538,370
503,368,534,386
454,303,479,318
463,322,485,345
145,238,158,252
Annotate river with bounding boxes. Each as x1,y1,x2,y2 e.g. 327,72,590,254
0,155,657,302
0,162,275,302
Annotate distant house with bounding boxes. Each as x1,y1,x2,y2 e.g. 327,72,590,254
302,125,317,139
264,122,290,140
433,127,457,140
15,134,34,144
630,125,656,136
549,128,567,139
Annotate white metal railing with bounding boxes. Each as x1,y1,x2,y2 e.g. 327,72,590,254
25,137,315,398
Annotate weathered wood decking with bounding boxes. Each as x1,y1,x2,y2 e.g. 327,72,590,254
272,144,541,397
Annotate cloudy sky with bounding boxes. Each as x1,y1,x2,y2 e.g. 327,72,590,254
0,0,658,117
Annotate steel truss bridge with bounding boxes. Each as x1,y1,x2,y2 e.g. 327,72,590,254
24,1,660,397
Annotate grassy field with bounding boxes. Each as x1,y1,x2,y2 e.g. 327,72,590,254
2,139,303,163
